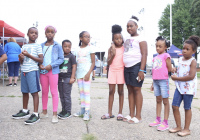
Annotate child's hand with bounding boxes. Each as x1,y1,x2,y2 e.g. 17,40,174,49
45,65,52,71
22,50,30,57
171,67,176,73
84,73,90,81
69,78,76,84
150,84,154,91
171,74,177,81
39,64,45,70
18,53,24,60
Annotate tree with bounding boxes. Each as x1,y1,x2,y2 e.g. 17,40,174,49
158,0,194,49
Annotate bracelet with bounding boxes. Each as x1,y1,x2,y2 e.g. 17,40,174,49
139,69,146,73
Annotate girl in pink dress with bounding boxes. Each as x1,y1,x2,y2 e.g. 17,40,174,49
101,25,125,120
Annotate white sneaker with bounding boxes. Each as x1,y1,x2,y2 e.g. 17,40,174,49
40,113,48,118
52,115,58,123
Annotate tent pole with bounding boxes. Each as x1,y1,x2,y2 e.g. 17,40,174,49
100,52,102,77
2,27,5,86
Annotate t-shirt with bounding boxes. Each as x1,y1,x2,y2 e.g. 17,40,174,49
42,45,53,66
175,57,197,96
59,53,76,78
152,53,171,80
4,42,21,63
21,43,43,72
74,45,95,79
123,35,146,67
0,47,5,57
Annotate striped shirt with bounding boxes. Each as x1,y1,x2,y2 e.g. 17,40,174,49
21,43,43,72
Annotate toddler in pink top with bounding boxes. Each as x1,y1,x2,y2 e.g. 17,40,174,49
101,25,124,120
149,36,172,131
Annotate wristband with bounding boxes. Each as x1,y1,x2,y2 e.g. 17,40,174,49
139,69,146,73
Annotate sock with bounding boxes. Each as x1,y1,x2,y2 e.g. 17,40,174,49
33,112,39,117
156,116,161,122
163,119,168,125
22,109,28,113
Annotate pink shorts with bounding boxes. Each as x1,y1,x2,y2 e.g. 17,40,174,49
108,69,125,84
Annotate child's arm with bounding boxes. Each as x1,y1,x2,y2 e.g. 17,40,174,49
22,50,43,64
84,53,95,81
150,82,154,91
107,43,116,65
171,59,197,81
69,64,77,84
0,54,7,65
166,58,172,72
138,41,148,82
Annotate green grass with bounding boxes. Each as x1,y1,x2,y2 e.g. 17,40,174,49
82,134,97,140
197,72,200,78
0,95,4,97
6,95,15,97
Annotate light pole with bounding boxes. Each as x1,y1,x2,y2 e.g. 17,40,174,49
170,3,172,45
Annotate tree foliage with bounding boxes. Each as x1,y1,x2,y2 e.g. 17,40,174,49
158,0,195,49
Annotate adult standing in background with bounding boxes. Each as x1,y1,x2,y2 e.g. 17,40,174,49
4,38,21,86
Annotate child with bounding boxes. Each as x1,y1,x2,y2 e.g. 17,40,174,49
73,31,95,121
58,40,76,119
12,27,43,125
123,16,148,124
101,25,124,120
149,36,172,131
169,35,199,137
39,25,64,123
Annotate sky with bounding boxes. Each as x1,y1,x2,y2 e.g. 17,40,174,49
0,0,173,64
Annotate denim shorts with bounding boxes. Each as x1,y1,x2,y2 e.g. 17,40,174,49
7,62,20,77
172,89,193,110
21,70,40,94
153,79,169,98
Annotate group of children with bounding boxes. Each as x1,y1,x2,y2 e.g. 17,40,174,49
100,15,198,137
0,15,198,137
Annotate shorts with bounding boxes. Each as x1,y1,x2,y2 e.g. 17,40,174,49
93,66,96,70
108,69,125,84
21,70,40,94
153,79,169,98
124,62,145,87
172,89,193,110
7,62,20,77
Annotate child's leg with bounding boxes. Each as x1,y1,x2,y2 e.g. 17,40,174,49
170,89,183,132
83,80,91,111
23,93,29,109
48,71,59,115
108,84,116,116
31,92,39,113
63,78,72,113
78,79,85,108
156,96,162,119
117,84,124,115
40,73,49,114
58,78,65,110
127,85,135,118
133,86,143,120
163,98,170,121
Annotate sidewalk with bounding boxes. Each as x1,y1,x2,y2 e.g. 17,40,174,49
0,77,200,140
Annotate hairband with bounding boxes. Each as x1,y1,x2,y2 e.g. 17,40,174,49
129,19,138,25
44,25,57,33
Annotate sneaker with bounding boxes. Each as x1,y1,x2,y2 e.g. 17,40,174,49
52,115,58,123
13,83,17,86
6,83,12,86
40,112,48,118
58,109,65,117
58,112,72,119
92,76,95,80
73,107,85,117
157,121,169,131
149,119,161,127
24,114,40,125
12,110,30,119
83,110,90,121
